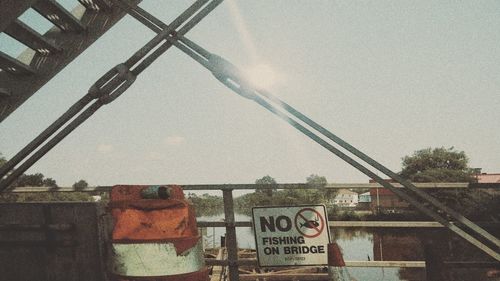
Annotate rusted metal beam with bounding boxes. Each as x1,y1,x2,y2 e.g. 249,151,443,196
0,240,77,247
0,223,74,231
4,20,61,54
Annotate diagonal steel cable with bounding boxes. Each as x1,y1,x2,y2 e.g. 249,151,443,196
121,5,499,260
0,0,222,191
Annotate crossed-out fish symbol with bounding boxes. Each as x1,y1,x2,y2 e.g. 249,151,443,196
300,216,320,229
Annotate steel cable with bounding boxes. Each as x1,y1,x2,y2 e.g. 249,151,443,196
120,6,499,259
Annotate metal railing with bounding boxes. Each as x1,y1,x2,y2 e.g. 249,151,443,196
6,183,500,280
178,184,500,281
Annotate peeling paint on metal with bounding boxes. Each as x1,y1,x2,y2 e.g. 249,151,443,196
111,240,204,276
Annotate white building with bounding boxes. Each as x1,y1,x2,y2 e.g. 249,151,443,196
332,189,359,207
359,192,371,203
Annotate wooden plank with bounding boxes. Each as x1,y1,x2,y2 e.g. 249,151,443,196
205,258,426,268
210,248,226,281
238,262,426,281
239,273,330,281
345,260,425,268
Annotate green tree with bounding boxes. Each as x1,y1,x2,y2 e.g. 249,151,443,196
10,173,58,188
296,174,328,203
15,173,45,187
235,174,335,215
400,147,474,183
255,175,277,197
307,174,337,202
72,180,89,191
187,193,224,216
0,154,92,202
399,147,498,278
399,147,497,220
43,178,58,189
306,174,327,187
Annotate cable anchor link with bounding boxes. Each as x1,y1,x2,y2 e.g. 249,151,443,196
88,63,136,104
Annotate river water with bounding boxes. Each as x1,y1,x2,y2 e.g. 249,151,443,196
198,213,425,281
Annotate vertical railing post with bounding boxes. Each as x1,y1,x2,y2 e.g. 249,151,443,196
223,189,239,281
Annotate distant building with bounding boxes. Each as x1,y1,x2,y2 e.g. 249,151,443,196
357,191,372,210
332,189,359,207
359,192,371,203
476,173,500,183
366,172,500,212
370,188,410,212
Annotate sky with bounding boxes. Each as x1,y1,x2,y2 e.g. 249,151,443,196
1,0,499,187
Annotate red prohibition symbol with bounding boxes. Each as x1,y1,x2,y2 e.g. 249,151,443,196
294,208,325,238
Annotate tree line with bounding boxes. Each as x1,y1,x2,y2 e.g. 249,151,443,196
0,153,93,202
233,174,332,216
191,147,498,221
1,147,498,221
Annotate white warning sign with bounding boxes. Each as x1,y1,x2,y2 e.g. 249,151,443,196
252,205,331,266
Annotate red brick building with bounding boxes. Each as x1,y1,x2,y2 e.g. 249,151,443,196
369,187,410,212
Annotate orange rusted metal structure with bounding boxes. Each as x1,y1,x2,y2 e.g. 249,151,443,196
109,185,209,281
327,242,351,281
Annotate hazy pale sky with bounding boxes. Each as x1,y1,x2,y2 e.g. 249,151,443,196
1,0,499,187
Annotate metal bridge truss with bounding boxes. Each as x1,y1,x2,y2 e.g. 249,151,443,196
0,0,142,121
0,2,499,280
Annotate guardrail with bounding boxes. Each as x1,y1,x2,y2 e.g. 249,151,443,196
11,182,500,194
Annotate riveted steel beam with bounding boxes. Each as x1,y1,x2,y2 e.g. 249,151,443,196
0,0,38,33
4,20,61,54
78,0,112,11
0,51,35,75
32,0,85,32
0,1,142,122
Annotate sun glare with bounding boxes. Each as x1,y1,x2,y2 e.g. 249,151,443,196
244,63,278,90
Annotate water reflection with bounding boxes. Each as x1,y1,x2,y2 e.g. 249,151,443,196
198,213,425,281
198,213,256,248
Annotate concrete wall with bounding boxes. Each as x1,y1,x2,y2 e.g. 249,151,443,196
0,202,109,281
